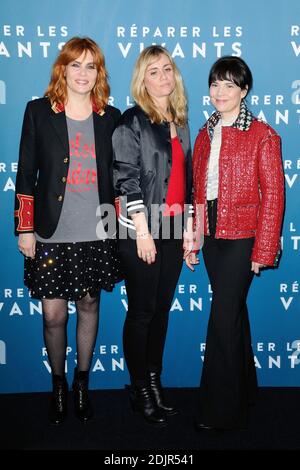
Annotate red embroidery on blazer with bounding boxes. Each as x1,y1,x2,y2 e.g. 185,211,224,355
15,194,34,231
114,197,120,218
54,101,102,115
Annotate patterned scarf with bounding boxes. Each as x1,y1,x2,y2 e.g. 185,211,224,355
206,99,254,140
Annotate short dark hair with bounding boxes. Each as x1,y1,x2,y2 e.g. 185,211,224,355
208,56,253,95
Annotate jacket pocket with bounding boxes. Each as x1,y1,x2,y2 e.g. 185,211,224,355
235,204,258,231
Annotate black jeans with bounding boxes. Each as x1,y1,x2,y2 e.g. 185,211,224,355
118,224,183,386
198,199,257,429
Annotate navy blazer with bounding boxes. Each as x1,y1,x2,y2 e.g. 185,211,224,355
14,97,121,238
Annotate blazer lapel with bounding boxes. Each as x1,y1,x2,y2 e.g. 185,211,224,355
93,112,107,163
49,111,69,154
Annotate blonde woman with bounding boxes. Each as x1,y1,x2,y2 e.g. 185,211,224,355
113,45,193,426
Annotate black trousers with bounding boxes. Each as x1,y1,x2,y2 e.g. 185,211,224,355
198,200,258,429
118,228,183,386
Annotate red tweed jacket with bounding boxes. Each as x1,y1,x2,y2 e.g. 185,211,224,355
193,105,285,266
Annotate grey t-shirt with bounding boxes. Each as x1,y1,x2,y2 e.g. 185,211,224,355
36,113,107,242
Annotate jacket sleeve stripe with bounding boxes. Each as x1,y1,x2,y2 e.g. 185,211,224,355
118,213,136,230
127,204,145,212
126,199,144,207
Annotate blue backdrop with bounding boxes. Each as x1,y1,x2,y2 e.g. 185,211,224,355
0,0,299,393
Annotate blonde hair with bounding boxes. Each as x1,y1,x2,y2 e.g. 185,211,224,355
45,37,110,113
131,45,187,126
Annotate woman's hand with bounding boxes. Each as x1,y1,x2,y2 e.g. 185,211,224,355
131,212,157,264
251,261,265,274
185,252,199,271
136,233,157,264
183,216,194,258
18,233,36,258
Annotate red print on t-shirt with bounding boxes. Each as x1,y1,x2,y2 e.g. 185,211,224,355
67,132,97,192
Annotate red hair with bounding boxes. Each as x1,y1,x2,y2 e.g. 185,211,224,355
45,37,110,113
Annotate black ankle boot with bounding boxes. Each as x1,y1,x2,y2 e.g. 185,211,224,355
127,384,167,427
149,372,179,415
72,368,93,422
49,374,68,425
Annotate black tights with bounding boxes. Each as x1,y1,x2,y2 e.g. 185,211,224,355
42,293,100,376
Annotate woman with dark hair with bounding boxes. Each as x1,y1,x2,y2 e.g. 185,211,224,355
113,45,193,426
188,56,284,431
15,37,122,425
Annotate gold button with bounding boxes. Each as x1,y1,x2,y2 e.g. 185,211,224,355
62,176,66,183
58,195,63,201
64,158,69,163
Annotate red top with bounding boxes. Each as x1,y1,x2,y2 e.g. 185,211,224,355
164,136,186,216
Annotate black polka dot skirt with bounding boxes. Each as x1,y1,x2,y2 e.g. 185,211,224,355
24,239,123,300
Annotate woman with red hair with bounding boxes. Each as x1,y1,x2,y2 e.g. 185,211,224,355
15,37,122,425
